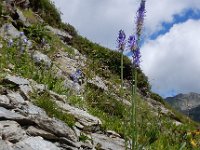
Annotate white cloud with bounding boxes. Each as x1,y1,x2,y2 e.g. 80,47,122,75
52,0,138,49
145,0,200,34
141,19,200,97
52,0,200,49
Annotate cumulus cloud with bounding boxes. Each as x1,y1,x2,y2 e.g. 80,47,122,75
52,0,138,49
52,0,200,49
141,19,200,97
145,0,200,34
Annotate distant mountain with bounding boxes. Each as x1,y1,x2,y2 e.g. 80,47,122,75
166,92,200,121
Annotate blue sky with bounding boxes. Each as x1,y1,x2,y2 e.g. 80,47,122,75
150,9,200,40
52,0,200,98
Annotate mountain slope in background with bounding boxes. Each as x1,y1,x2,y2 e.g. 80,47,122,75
166,92,200,121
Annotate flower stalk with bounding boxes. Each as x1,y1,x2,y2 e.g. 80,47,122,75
129,0,146,149
117,29,126,88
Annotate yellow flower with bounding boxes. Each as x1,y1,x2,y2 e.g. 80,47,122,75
190,139,197,148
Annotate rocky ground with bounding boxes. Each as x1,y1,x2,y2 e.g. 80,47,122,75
0,74,127,150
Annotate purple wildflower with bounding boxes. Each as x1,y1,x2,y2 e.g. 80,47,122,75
4,24,9,31
128,35,137,51
8,39,13,47
70,69,82,83
19,32,24,37
23,38,28,44
128,35,141,67
132,48,141,67
136,0,146,39
117,29,126,51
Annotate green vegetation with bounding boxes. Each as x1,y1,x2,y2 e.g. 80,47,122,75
0,1,200,149
33,92,75,127
0,36,67,95
67,83,200,149
29,0,61,27
21,9,39,24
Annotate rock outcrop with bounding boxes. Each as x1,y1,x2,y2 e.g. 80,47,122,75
0,74,127,150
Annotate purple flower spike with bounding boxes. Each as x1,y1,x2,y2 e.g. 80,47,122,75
128,35,137,51
136,0,146,39
132,48,141,67
117,29,126,51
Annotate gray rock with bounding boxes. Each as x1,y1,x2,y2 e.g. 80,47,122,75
0,107,25,120
49,91,66,103
33,117,78,142
91,133,125,150
0,24,26,39
80,140,94,150
88,76,108,91
4,75,29,86
7,92,25,105
0,107,33,125
19,85,33,100
22,102,47,117
13,136,61,150
0,140,13,150
0,121,27,143
106,130,121,138
58,145,78,150
32,51,52,68
13,144,34,150
56,101,102,131
29,79,46,93
59,137,81,148
64,79,81,94
0,95,13,109
26,126,57,140
54,51,77,75
45,26,72,40
16,9,30,27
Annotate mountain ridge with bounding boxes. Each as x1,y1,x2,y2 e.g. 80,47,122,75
166,92,200,122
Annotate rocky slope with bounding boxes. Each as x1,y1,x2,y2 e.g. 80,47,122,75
0,0,197,149
0,74,128,150
166,92,200,121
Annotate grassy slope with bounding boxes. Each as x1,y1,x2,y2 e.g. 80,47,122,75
1,1,200,149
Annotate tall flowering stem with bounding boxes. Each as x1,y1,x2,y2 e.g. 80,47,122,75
117,29,126,88
129,0,146,149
